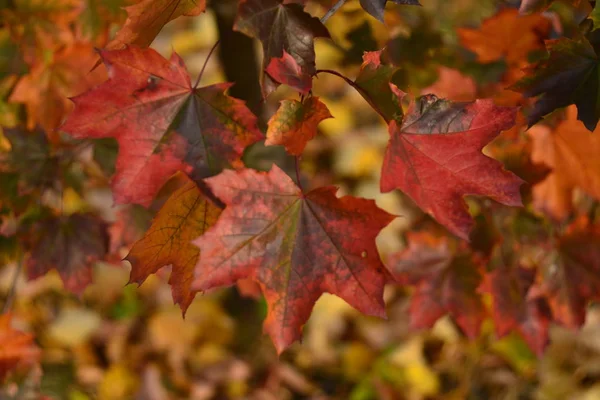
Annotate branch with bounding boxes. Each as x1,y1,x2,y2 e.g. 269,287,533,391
321,0,347,23
314,69,388,121
2,257,23,313
194,40,221,89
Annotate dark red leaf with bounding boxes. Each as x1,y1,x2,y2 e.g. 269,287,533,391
380,88,523,239
25,213,109,294
191,165,395,353
234,0,330,96
265,50,313,94
389,232,486,338
481,264,551,356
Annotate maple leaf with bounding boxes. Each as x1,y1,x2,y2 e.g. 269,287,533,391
77,0,128,41
354,50,403,123
530,222,600,329
481,261,551,356
511,36,600,130
126,173,222,312
265,51,313,94
191,165,395,353
0,313,40,381
9,43,106,137
265,96,332,155
62,46,263,207
358,0,421,22
388,232,485,338
1,0,81,63
528,106,600,220
380,88,523,240
105,0,206,50
25,213,109,294
421,67,477,102
458,9,550,66
107,205,151,263
234,0,330,96
0,127,59,194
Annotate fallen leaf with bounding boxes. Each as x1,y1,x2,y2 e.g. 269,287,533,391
192,165,395,353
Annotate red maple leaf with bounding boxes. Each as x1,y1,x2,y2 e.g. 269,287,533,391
191,165,395,353
481,264,551,356
388,232,486,338
25,213,109,294
381,87,523,239
62,47,263,207
530,222,600,329
265,50,313,94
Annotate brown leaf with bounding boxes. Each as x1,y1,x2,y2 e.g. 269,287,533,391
126,173,222,312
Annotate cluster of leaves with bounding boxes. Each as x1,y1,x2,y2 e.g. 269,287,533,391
4,0,600,392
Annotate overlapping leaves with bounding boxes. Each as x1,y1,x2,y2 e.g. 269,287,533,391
191,166,395,353
62,46,263,206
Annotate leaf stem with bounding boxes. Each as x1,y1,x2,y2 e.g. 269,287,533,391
321,0,347,23
3,257,23,313
314,69,388,121
194,39,221,89
295,156,304,193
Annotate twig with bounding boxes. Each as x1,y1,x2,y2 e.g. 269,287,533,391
321,0,347,23
194,39,221,89
2,257,23,314
295,156,304,193
315,69,388,121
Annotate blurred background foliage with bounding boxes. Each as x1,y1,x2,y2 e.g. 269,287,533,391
2,0,600,399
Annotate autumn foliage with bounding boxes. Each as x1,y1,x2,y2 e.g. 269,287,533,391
4,0,600,397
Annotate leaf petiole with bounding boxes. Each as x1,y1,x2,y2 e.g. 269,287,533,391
315,69,388,121
193,39,221,89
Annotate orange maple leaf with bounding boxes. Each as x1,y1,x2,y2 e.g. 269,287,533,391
0,313,40,381
9,43,106,140
528,106,600,220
